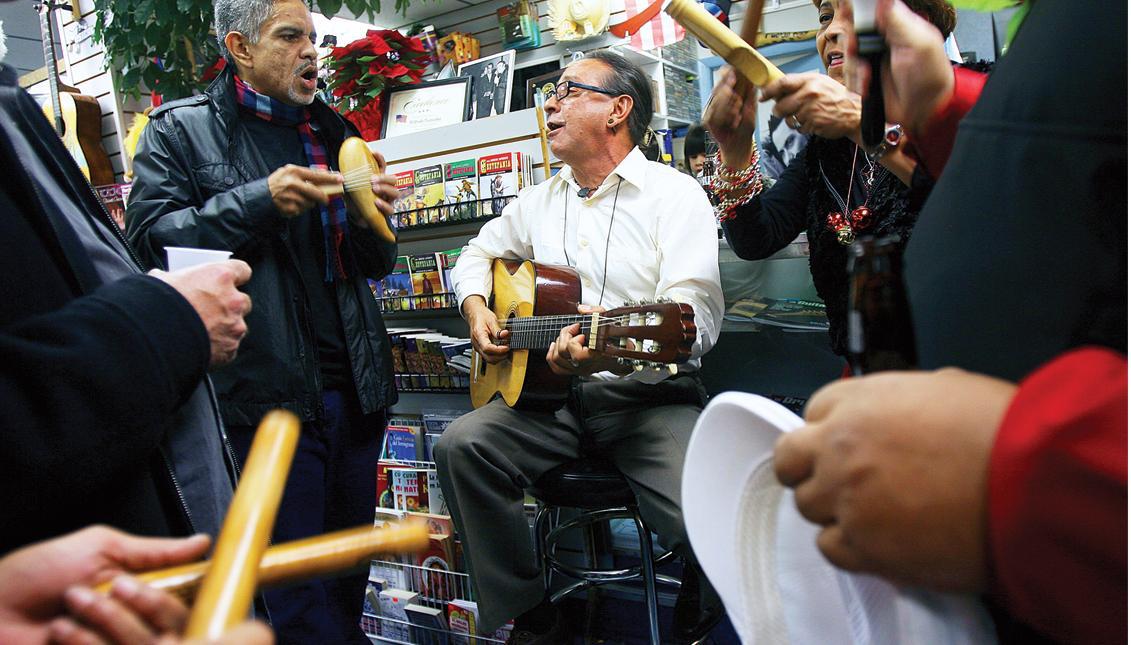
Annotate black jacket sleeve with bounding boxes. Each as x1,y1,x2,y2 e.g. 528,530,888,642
0,275,210,494
721,151,812,260
126,114,279,269
348,219,397,280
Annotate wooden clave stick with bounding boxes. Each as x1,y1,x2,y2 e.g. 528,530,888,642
94,522,430,604
733,0,767,96
183,410,300,639
664,0,784,87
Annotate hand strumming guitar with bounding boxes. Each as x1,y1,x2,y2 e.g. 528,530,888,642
546,305,634,377
463,296,510,364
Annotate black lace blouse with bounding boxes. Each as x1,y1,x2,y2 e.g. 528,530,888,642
722,136,931,356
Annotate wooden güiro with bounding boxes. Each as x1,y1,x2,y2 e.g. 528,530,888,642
664,0,784,87
328,137,397,243
95,522,430,604
471,259,697,411
183,410,300,639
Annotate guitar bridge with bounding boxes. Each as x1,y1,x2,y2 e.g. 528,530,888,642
587,311,599,350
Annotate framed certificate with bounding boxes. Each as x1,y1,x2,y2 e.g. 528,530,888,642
381,77,473,139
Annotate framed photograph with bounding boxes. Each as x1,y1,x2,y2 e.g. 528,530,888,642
457,50,516,120
753,49,821,181
381,77,473,139
525,69,563,109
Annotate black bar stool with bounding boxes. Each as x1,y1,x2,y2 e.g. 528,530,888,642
528,458,680,645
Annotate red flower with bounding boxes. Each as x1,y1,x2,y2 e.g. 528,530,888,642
327,28,430,132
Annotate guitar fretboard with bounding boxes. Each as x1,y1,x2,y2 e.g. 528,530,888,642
501,314,595,350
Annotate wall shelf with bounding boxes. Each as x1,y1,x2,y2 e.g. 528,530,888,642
384,307,462,320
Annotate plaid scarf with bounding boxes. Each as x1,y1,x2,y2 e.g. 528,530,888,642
234,74,348,281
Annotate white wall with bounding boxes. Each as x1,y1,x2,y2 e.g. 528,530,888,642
25,0,139,183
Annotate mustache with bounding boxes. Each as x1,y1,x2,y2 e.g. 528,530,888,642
295,61,318,75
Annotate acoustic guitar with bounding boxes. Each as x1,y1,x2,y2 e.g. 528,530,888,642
36,1,115,187
470,259,697,411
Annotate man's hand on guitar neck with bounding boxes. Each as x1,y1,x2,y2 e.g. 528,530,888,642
463,296,511,364
547,305,634,377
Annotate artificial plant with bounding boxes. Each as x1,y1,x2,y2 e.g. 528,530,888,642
92,0,419,101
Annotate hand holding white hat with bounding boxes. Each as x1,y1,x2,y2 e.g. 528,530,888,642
775,368,1016,592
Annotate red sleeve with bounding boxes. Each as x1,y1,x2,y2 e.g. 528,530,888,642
988,347,1128,644
903,67,988,179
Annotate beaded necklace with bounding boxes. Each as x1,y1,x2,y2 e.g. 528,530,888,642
820,146,878,245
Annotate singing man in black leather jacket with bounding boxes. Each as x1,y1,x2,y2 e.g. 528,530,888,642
126,1,399,641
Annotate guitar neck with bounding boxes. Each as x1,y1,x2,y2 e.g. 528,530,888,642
37,2,64,136
501,314,594,350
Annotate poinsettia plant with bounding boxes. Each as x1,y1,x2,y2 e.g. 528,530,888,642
326,29,430,139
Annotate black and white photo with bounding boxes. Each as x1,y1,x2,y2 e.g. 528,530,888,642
458,50,516,120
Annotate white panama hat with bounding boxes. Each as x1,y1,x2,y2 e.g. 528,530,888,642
682,392,997,644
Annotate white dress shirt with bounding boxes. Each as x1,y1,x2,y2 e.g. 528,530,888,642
452,147,724,382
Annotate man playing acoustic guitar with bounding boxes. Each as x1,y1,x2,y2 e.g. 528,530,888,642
438,51,725,643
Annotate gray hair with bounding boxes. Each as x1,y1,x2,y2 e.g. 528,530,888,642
582,49,653,146
215,0,276,65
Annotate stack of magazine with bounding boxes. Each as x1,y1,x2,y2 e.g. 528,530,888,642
724,297,829,332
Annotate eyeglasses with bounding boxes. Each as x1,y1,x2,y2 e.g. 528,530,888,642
552,80,622,101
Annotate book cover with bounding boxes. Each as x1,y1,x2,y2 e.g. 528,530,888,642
427,469,449,516
424,432,443,462
383,425,423,462
370,559,409,590
447,599,479,645
414,164,446,224
413,533,456,602
477,153,522,216
379,588,420,642
391,468,429,512
363,581,384,615
408,253,443,297
383,256,414,311
405,604,450,645
444,159,479,221
422,408,466,434
373,506,408,528
360,580,386,636
376,462,402,508
437,247,463,294
724,297,829,331
409,512,454,538
392,170,416,227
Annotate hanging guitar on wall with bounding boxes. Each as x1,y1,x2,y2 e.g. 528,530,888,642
35,0,115,187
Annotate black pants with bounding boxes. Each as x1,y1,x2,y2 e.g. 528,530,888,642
228,390,384,645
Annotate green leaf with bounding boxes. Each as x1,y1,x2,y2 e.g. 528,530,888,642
345,0,375,18
317,0,344,16
1001,1,1030,52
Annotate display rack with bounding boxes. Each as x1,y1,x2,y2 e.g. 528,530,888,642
378,292,458,314
363,561,506,644
370,107,554,406
370,108,555,183
391,200,506,232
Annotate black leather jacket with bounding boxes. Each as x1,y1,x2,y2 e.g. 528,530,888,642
127,68,398,426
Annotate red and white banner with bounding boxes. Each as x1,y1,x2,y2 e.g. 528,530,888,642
621,0,685,51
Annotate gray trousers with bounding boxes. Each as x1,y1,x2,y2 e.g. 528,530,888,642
433,374,707,630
